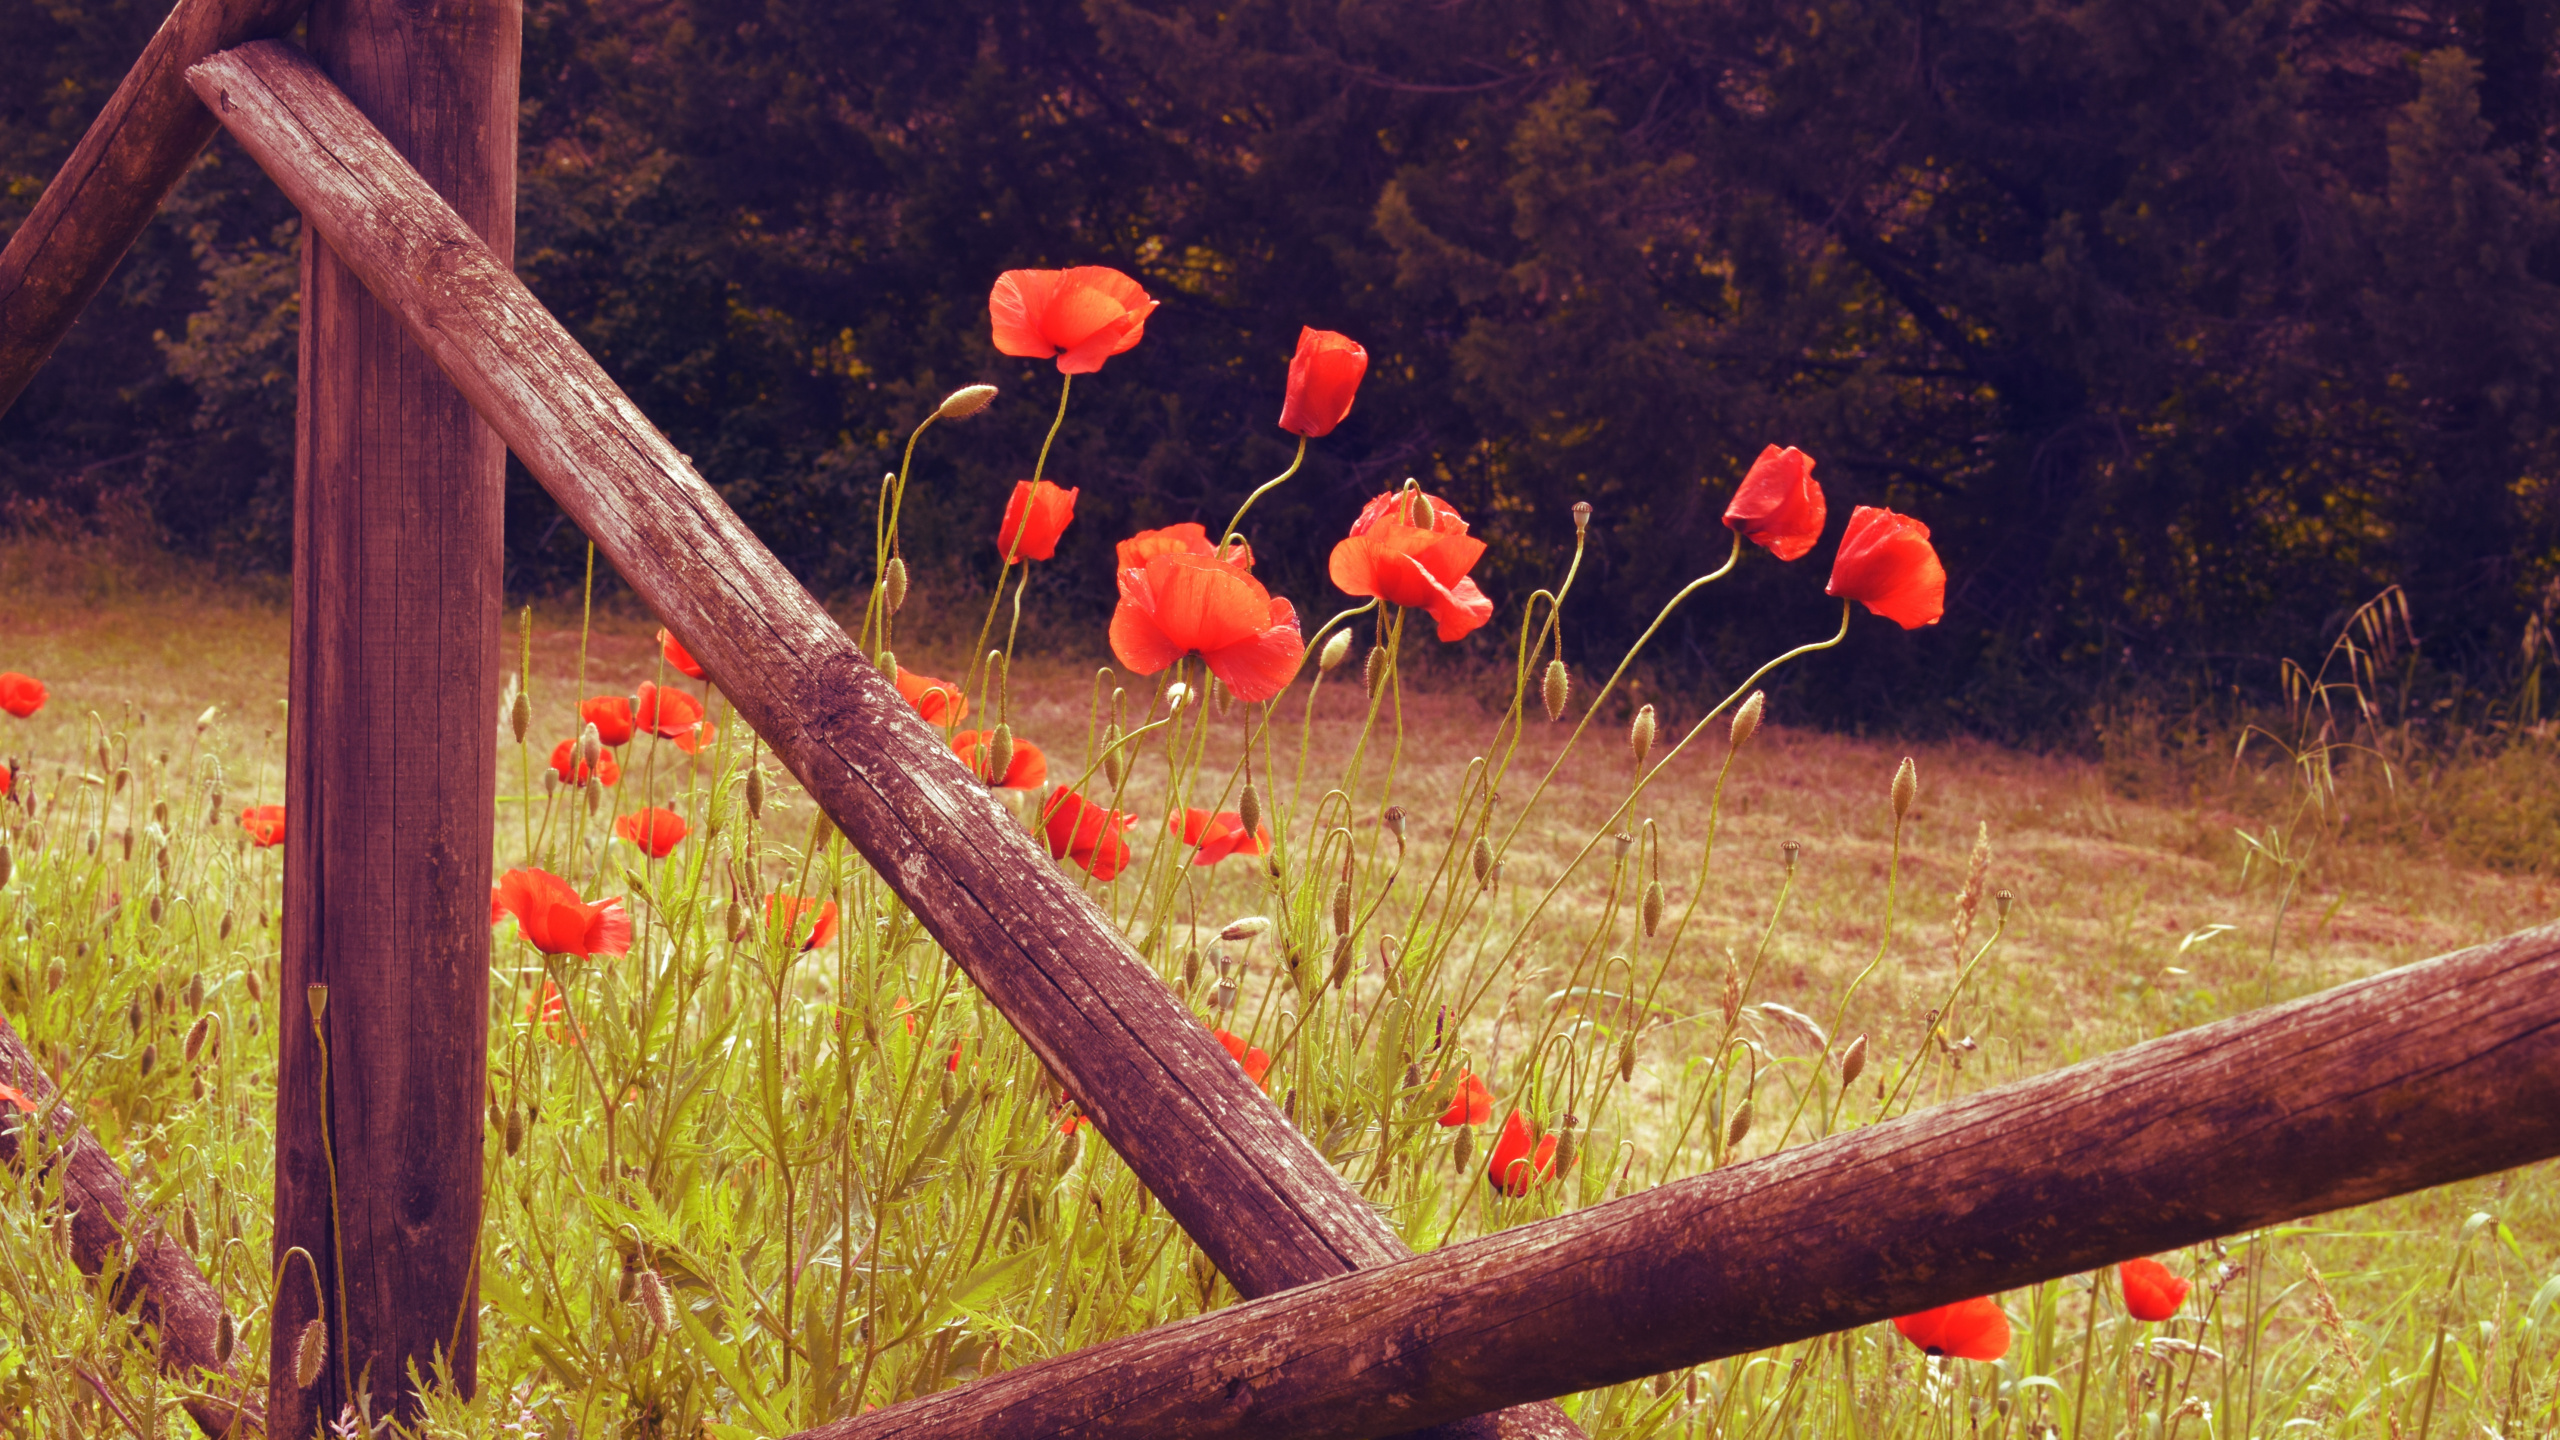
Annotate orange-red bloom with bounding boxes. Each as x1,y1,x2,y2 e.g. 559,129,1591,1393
579,695,635,747
1437,1071,1493,1127
1487,1109,1558,1196
1041,788,1136,880
1827,506,1946,630
1109,550,1306,703
634,682,706,741
239,804,286,848
548,738,622,787
765,893,839,951
1170,807,1269,866
1893,1297,2012,1360
894,667,969,725
672,721,719,754
1212,1027,1273,1091
998,480,1079,562
988,266,1158,374
1278,327,1368,438
613,807,689,858
952,729,1047,788
0,1082,35,1115
528,979,584,1046
1116,522,1246,571
1329,492,1495,642
491,867,632,959
655,627,706,680
2120,1258,2191,1322
1723,445,1827,562
0,673,46,719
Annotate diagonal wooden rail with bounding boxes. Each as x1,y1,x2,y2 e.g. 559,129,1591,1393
789,918,2560,1439
0,0,312,419
186,37,1571,1439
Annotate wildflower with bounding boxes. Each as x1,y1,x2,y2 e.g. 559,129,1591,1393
0,673,45,719
672,720,720,754
764,894,839,951
547,738,621,787
0,1083,37,1114
2121,1258,2191,1322
1437,1071,1493,1127
613,807,689,858
1827,506,1946,629
1328,491,1495,642
239,805,286,848
634,682,707,742
1211,1026,1272,1091
894,667,969,725
988,266,1158,374
1108,550,1306,702
655,627,706,680
1278,327,1368,438
1486,1109,1558,1196
998,479,1079,562
1722,445,1827,561
1892,1297,2012,1360
1170,808,1270,866
952,729,1046,788
1040,789,1136,880
579,695,636,747
490,868,632,959
1117,521,1245,570
528,980,583,1045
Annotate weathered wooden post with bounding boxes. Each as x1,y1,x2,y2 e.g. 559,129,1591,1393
270,0,518,1427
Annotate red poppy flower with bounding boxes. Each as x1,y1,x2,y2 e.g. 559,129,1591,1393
988,266,1159,374
491,867,632,959
1892,1297,2012,1361
0,763,11,798
1169,807,1270,866
1279,327,1368,438
1055,1095,1088,1134
952,730,1047,788
765,893,839,951
656,627,707,680
998,480,1079,562
1040,788,1136,880
891,995,919,1035
528,979,584,1046
1487,1108,1559,1196
2120,1258,2191,1322
1437,1071,1493,1127
1328,492,1496,642
1212,1027,1272,1091
239,804,286,848
613,807,689,858
634,682,706,741
0,673,46,719
1827,506,1946,630
1116,522,1247,571
672,721,719,754
947,1037,969,1073
579,695,635,747
1109,551,1307,703
548,738,622,787
894,667,969,725
1723,445,1828,562
0,1083,35,1114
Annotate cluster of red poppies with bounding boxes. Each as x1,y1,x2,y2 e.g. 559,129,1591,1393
1893,1256,2193,1362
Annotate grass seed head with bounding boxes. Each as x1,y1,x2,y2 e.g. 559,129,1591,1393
1731,690,1764,750
1891,756,1917,823
935,383,999,420
1318,629,1352,673
294,1317,326,1388
1542,659,1570,721
1630,705,1657,769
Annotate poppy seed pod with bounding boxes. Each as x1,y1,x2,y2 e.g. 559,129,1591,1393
935,383,999,421
1731,691,1764,750
1782,838,1800,875
294,1316,327,1388
1542,658,1569,721
1841,1033,1869,1088
1573,500,1592,534
883,557,910,615
1629,705,1658,770
1892,756,1917,823
1317,629,1353,673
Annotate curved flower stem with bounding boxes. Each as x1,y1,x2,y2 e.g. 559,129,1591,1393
1032,371,1073,485
1872,917,2011,1125
1219,434,1307,552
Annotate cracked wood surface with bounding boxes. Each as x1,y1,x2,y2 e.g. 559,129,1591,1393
187,38,1573,1440
0,0,312,418
785,919,2560,1440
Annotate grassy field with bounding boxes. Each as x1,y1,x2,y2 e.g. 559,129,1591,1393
0,536,2552,1438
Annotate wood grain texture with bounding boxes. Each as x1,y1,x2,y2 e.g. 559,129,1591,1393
0,1015,258,1437
0,0,311,418
266,3,517,1430
787,920,2560,1440
187,39,1562,1440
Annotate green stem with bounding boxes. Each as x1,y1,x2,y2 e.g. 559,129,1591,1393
1220,434,1307,552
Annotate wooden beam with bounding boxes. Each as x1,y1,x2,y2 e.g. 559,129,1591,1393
265,2,518,1430
186,38,1569,1440
783,919,2560,1440
0,1015,258,1438
0,0,311,419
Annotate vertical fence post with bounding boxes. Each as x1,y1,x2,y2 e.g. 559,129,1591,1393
271,0,518,1426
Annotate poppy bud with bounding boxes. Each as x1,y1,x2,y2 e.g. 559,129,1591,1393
1219,916,1270,941
1555,1114,1581,1175
1101,726,1124,786
1731,691,1764,750
584,775,603,814
543,769,559,796
875,649,898,682
152,799,168,827
1891,756,1917,823
616,1256,639,1302
138,1043,156,1078
190,1072,204,1101
1726,1098,1754,1149
148,894,162,924
1630,705,1657,770
884,556,910,614
1329,935,1354,989
987,724,1015,785
1619,1033,1638,1081
1841,1033,1869,1088
294,1316,327,1388
1782,839,1800,875
184,1014,210,1064
510,691,530,743
576,723,601,771
1163,681,1190,714
1318,629,1352,673
1642,879,1664,937
43,959,61,991
1542,659,1569,721
505,1107,525,1155
1572,501,1592,534
245,968,263,1003
1364,644,1389,696
185,972,203,1010
746,767,765,819
1331,880,1353,936
0,846,10,890
1406,490,1435,529
635,1268,676,1333
1471,835,1494,888
1238,782,1262,838
120,828,132,859
113,767,129,795
1453,1123,1475,1173
216,1312,235,1366
127,996,144,1033
1181,947,1201,992
182,1203,199,1253
936,383,999,421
